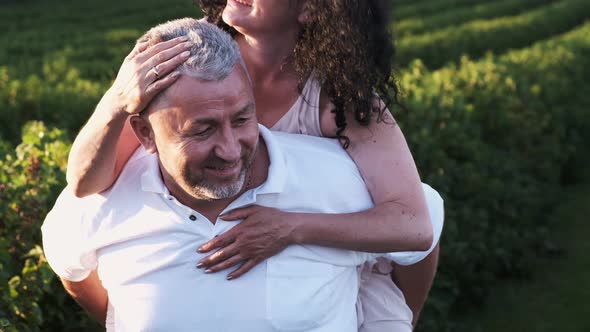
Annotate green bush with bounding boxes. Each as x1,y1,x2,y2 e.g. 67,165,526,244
0,54,104,144
0,0,199,80
396,0,590,69
395,21,590,332
393,0,487,20
0,122,102,331
394,0,554,37
0,0,201,145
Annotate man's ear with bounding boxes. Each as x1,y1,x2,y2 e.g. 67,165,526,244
129,115,157,154
297,0,310,25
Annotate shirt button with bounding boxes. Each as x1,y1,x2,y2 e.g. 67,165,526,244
189,215,197,221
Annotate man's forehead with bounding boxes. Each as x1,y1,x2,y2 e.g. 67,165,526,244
150,66,254,119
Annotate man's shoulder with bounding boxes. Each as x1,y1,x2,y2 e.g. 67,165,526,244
257,126,374,215
270,128,339,146
267,129,351,162
261,126,368,191
49,147,155,225
110,146,157,193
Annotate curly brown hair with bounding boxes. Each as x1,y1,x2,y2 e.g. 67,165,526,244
196,0,400,147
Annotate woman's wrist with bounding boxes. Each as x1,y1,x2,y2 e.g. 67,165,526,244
100,88,132,120
287,213,307,245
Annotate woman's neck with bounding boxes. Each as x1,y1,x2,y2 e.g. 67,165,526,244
236,32,299,85
234,29,304,126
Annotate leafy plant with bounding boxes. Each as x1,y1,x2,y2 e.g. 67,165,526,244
0,122,101,331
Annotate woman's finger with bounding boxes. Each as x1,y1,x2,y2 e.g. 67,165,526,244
144,48,190,83
136,41,150,54
145,41,192,75
197,231,235,253
126,41,149,60
219,205,261,221
198,243,240,268
203,253,245,274
144,71,181,98
227,259,260,280
136,36,190,63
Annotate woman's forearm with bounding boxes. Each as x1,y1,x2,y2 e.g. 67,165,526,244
311,97,435,253
61,270,108,325
66,36,190,197
196,200,433,279
290,200,433,253
66,89,138,197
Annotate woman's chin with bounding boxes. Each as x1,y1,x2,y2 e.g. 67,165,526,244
222,10,242,29
222,13,253,36
223,1,252,25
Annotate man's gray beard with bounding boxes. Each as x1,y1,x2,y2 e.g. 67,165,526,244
189,167,248,200
184,143,258,201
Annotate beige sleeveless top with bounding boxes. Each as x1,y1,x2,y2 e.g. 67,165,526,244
270,75,324,137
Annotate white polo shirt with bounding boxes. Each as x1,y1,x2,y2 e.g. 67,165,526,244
42,125,443,332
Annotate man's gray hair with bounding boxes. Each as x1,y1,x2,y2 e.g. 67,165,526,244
139,18,241,81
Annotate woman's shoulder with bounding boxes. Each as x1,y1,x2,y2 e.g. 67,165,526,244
318,93,394,141
318,89,338,138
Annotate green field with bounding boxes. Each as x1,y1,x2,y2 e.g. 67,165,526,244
1,0,589,331
462,157,590,332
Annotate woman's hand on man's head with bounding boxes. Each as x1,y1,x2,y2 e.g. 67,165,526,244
107,36,192,116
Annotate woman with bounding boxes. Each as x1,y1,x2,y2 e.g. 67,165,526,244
67,0,442,330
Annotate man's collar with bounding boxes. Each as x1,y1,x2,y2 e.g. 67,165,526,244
140,154,168,195
139,124,287,198
254,124,287,196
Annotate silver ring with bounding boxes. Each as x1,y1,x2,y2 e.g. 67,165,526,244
152,66,159,79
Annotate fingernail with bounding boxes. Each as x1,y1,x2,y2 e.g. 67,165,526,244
205,269,212,274
227,275,233,280
196,263,204,269
180,36,189,41
181,50,190,57
171,71,180,78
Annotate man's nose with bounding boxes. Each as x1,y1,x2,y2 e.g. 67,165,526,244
214,128,241,162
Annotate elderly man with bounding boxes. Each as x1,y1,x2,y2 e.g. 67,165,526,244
42,18,443,331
